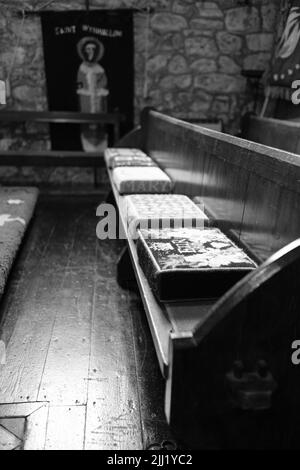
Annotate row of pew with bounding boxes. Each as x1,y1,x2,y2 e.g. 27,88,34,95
104,107,300,449
105,148,258,303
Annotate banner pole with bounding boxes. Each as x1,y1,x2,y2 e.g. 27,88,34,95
260,87,271,117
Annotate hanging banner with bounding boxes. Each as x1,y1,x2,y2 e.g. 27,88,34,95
41,10,134,151
268,0,300,99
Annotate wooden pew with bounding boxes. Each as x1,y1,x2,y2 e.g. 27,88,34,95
109,108,300,448
241,112,300,155
0,110,122,168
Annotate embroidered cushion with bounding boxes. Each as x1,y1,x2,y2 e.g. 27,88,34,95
136,227,257,301
104,147,149,168
112,167,173,195
124,194,208,237
110,155,156,169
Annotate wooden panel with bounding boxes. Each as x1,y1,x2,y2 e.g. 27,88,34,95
241,114,300,153
0,151,104,167
166,240,300,449
0,111,123,125
141,109,300,262
143,110,205,195
273,188,300,253
200,149,248,234
240,174,283,261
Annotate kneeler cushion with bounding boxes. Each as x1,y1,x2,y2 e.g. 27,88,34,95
112,167,173,195
104,148,150,168
137,227,257,302
0,187,39,300
124,194,208,235
111,155,156,169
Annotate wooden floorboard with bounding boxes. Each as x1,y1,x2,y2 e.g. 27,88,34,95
128,292,175,449
0,195,173,450
37,205,96,405
84,241,143,450
45,405,86,450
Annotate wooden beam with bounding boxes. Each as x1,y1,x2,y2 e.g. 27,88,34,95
0,110,124,125
0,150,105,167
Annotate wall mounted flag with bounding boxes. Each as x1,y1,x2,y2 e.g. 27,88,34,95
41,10,134,151
268,0,300,99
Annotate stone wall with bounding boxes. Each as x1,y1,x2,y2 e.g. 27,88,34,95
0,0,279,187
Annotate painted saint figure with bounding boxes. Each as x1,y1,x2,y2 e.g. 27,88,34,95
76,37,109,151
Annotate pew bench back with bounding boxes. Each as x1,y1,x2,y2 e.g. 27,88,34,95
140,109,300,263
241,113,300,154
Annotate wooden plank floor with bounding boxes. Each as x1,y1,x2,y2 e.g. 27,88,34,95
0,195,174,450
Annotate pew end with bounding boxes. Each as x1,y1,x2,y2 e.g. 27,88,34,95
166,239,300,449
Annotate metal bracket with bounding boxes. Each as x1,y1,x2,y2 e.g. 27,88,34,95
226,359,277,411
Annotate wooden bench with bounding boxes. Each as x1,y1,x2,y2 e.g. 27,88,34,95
107,108,300,449
0,110,123,170
241,112,300,154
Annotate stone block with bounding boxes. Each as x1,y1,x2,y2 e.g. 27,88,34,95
168,55,188,74
195,2,223,18
191,58,217,73
243,52,271,70
217,32,242,54
173,0,197,16
225,7,260,33
151,13,188,33
190,18,224,31
190,92,212,112
219,56,241,74
246,33,274,52
194,73,246,93
211,95,230,114
185,36,218,57
147,54,169,74
160,74,192,90
13,85,42,102
261,3,278,31
157,33,184,52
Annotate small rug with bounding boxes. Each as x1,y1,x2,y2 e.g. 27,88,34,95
0,187,39,299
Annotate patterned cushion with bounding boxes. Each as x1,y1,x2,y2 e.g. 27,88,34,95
0,187,39,300
124,194,208,237
137,227,257,301
112,167,173,195
111,155,156,169
104,147,149,168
